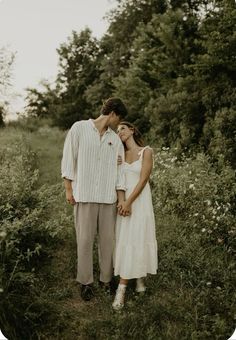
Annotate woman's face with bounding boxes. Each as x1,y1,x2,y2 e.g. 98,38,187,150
117,124,134,142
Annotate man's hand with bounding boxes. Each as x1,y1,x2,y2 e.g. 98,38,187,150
117,201,131,216
64,178,76,205
66,188,76,205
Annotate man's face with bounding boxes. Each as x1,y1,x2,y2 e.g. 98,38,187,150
110,112,121,129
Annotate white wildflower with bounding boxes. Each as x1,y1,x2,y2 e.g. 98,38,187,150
0,231,6,239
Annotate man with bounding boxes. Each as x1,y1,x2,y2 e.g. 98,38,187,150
61,97,129,301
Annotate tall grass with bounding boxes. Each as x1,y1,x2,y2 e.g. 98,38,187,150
0,125,69,339
0,121,235,339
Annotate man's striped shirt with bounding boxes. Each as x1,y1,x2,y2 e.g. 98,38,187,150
61,119,126,203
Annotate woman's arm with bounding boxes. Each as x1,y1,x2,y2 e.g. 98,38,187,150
119,148,153,215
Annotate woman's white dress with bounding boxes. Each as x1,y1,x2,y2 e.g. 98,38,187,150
114,146,158,279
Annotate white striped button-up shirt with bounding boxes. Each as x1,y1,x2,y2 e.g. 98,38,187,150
61,119,126,203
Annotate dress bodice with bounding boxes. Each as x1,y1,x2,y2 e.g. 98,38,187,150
123,146,152,193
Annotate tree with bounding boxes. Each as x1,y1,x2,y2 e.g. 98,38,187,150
84,0,168,117
25,29,102,128
195,0,236,165
113,7,200,135
54,29,101,128
25,81,60,118
0,47,15,125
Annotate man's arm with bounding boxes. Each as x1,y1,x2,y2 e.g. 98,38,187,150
64,178,76,205
61,123,80,205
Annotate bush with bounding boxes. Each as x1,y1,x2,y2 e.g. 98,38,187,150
151,148,236,339
0,137,63,339
152,149,236,251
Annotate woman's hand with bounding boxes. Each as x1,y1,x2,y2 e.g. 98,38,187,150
66,188,76,205
117,201,131,216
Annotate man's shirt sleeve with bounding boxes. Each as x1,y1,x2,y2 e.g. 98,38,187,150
61,123,80,181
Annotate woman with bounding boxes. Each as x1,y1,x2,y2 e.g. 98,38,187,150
113,121,158,310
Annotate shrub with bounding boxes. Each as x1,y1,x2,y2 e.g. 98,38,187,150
152,149,236,251
0,137,63,339
150,148,236,339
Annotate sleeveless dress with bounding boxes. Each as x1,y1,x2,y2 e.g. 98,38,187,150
114,146,158,279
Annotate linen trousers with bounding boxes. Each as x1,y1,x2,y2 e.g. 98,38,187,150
74,202,117,285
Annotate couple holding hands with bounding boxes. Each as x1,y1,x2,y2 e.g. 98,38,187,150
61,97,158,310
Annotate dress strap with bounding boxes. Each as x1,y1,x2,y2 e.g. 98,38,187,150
138,146,152,159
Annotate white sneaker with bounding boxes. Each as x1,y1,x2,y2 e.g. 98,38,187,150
136,278,146,293
112,284,126,310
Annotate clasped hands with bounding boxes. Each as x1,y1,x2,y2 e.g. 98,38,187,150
117,200,131,217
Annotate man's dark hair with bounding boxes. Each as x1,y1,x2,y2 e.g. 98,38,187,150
101,97,128,119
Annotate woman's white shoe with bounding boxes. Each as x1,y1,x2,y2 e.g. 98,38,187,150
112,284,126,310
136,278,146,292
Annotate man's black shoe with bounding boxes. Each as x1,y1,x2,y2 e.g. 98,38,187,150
81,284,94,301
99,278,117,294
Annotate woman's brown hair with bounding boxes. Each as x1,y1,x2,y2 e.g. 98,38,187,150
119,121,144,148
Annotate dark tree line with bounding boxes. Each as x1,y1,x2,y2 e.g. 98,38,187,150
25,0,236,166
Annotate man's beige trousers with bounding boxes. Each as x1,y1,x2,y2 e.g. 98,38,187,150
74,202,117,285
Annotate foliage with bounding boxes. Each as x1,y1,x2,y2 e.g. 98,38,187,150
152,148,236,251
149,147,236,339
0,47,14,90
25,81,60,120
0,105,6,127
22,0,236,169
0,124,235,339
0,137,64,339
25,29,102,129
24,0,236,167
147,1,236,166
0,46,15,125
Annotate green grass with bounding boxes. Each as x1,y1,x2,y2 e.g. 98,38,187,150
0,122,235,340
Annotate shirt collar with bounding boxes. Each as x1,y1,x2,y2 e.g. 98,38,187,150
88,118,111,134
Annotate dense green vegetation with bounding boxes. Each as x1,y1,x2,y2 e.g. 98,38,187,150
0,122,235,339
24,0,236,166
0,0,235,339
